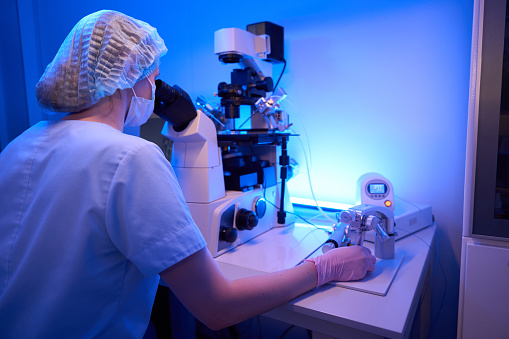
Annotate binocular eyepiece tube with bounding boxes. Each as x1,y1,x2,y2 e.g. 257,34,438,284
154,79,197,132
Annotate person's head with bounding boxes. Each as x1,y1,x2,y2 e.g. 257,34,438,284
35,10,167,114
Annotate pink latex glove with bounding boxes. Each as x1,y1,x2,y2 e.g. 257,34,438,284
305,245,376,287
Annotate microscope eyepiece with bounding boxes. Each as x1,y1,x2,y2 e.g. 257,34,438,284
154,79,197,132
155,79,179,103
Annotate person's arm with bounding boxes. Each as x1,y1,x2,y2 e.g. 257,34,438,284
159,247,316,330
160,245,375,330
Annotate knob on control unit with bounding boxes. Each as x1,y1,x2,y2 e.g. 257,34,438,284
236,208,259,230
220,227,238,243
254,197,267,218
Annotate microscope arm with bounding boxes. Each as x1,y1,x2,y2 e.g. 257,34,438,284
161,111,225,204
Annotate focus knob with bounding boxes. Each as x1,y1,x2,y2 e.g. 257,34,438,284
236,208,259,230
254,197,267,218
220,227,238,243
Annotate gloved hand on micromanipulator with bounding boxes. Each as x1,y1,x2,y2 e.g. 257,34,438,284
305,245,376,287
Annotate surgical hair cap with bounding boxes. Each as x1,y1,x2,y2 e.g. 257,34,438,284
36,10,168,112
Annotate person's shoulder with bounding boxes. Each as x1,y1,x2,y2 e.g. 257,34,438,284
121,135,162,159
1,121,51,152
13,121,51,139
54,120,162,157
62,120,154,147
108,129,164,162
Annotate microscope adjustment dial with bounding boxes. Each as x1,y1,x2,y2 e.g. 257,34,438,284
236,208,259,230
253,197,267,218
220,226,238,243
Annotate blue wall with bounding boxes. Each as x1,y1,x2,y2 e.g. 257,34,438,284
9,0,474,337
0,1,30,151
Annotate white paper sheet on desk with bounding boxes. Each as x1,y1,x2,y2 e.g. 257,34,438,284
215,223,329,273
327,253,405,296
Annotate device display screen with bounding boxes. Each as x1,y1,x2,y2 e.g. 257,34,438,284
368,183,386,194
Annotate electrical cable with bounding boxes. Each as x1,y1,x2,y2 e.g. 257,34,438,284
406,226,447,339
249,132,335,233
394,226,445,339
279,325,295,339
281,97,341,225
290,126,337,225
238,58,286,130
394,195,447,339
256,316,262,339
394,196,440,303
238,113,253,129
243,100,339,229
273,58,287,93
246,145,329,233
239,86,339,228
236,145,333,270
408,230,439,303
427,244,447,339
265,198,331,232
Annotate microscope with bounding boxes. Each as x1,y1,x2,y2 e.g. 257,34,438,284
155,22,295,257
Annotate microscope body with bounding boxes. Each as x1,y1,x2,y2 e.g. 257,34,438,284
158,22,294,258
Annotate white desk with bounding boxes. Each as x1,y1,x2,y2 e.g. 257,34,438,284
215,213,436,339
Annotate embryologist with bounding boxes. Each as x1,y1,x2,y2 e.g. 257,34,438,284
0,10,376,338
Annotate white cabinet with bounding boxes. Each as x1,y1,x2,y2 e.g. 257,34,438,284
458,238,509,339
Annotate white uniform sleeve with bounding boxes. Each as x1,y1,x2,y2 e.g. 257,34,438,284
105,142,206,277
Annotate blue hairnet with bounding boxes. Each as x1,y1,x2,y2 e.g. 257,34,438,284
36,10,168,113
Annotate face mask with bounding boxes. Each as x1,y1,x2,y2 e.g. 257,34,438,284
124,78,156,128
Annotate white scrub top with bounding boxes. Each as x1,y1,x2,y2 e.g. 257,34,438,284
0,120,206,338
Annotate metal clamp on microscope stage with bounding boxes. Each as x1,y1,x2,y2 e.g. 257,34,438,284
157,22,296,258
324,205,396,260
